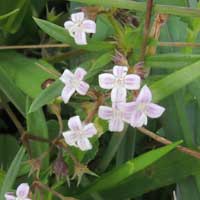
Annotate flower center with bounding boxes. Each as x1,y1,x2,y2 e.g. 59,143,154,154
115,77,125,87
137,103,147,112
71,77,80,88
112,108,123,120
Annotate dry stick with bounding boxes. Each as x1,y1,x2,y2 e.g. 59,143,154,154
0,44,69,50
139,0,154,61
159,42,200,47
137,127,200,159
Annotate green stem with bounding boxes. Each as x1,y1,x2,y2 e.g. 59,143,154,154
69,0,200,18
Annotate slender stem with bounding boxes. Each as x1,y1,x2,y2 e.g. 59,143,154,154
137,127,200,159
26,134,52,143
1,102,25,135
159,42,200,47
139,0,154,61
0,43,69,50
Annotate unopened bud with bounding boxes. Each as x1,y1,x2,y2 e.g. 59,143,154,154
133,62,149,79
41,78,55,89
113,50,128,66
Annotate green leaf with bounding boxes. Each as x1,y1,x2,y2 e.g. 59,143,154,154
26,98,49,167
29,79,63,113
0,51,57,98
69,0,200,18
33,17,114,51
0,147,25,200
0,66,26,116
77,141,181,199
150,60,200,102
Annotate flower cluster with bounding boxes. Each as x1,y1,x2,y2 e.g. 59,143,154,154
98,66,165,131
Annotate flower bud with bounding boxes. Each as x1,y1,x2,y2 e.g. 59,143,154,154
133,62,149,79
41,78,55,89
113,50,128,66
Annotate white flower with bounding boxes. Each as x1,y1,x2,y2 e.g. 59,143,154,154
63,116,97,151
59,67,89,103
5,183,31,200
99,65,141,102
122,85,165,127
64,12,96,45
98,103,132,132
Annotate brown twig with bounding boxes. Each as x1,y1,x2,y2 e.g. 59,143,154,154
159,42,200,47
0,44,69,50
137,127,200,159
139,0,154,61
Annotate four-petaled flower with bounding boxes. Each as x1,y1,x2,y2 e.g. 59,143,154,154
99,65,141,102
5,183,31,200
60,67,89,103
62,116,97,151
122,85,165,127
64,12,96,45
98,103,132,132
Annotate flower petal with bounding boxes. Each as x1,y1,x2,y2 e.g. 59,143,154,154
130,111,147,127
74,67,87,80
82,19,96,33
111,87,127,102
99,73,114,89
5,193,16,200
74,31,87,45
64,20,74,30
61,86,75,103
124,74,141,90
109,118,124,132
98,106,113,120
16,183,29,198
113,65,128,77
71,12,84,22
76,81,89,95
77,138,92,151
63,131,77,146
59,69,74,84
147,103,165,118
68,116,82,131
136,85,152,103
83,123,97,138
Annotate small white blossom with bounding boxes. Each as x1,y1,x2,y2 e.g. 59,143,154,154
60,67,89,103
5,183,31,200
99,65,141,103
63,116,97,151
64,12,96,45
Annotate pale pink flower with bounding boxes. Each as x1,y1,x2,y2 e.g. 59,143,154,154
62,116,97,151
5,183,31,200
98,103,132,132
60,67,89,103
99,66,141,102
64,12,96,45
122,85,165,127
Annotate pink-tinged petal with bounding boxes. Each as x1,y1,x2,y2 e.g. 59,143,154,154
147,103,165,118
64,20,74,30
136,85,152,103
113,65,128,77
119,102,137,113
77,138,92,151
83,123,97,138
16,183,29,198
76,81,89,95
74,31,87,45
124,74,141,90
130,111,147,127
109,118,124,132
5,193,16,200
74,67,87,80
111,87,127,102
71,12,84,22
63,131,77,146
82,19,96,33
61,86,75,103
59,69,74,84
98,106,113,120
68,116,82,131
99,73,115,89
